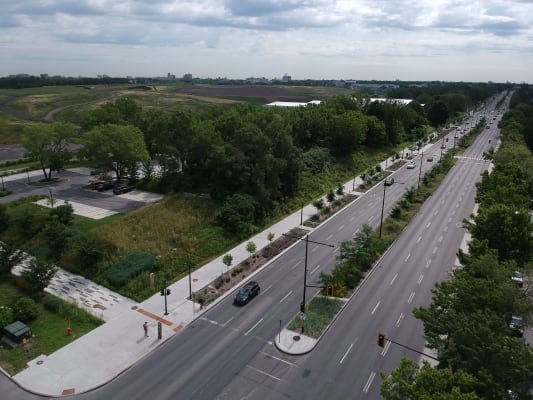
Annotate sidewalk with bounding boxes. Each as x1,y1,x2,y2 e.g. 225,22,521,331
9,184,346,396
6,145,424,396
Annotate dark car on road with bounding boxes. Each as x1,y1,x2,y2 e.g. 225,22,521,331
234,281,260,306
384,177,394,186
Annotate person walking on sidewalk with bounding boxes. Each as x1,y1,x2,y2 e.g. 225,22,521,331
143,321,149,337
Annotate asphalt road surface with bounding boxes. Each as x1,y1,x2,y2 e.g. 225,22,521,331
0,93,508,399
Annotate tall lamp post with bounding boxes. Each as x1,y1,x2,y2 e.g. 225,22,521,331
417,153,423,190
283,233,334,334
379,181,387,239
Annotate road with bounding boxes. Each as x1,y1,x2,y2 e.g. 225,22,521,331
0,93,508,399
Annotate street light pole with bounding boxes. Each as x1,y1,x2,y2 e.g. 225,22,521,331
379,182,386,239
188,263,192,300
417,153,423,190
301,235,309,333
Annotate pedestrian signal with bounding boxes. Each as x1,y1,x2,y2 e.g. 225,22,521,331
160,288,165,296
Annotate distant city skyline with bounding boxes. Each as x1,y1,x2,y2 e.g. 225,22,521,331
1,1,532,84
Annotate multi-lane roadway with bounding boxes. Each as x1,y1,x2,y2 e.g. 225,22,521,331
1,93,509,399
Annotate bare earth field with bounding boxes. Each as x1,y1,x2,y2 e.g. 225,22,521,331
175,85,313,102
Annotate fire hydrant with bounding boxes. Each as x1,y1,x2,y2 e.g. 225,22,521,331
67,326,72,336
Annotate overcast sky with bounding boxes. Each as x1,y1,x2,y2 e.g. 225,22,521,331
1,0,532,83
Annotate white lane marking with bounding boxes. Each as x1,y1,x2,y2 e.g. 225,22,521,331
353,229,360,236
326,234,333,241
438,235,443,243
200,317,219,326
371,301,381,315
221,317,234,327
408,292,415,304
338,224,345,231
279,290,293,303
416,236,422,243
245,318,264,336
311,245,318,253
417,274,424,285
381,339,392,356
340,343,354,364
432,246,438,254
368,215,375,223
363,372,376,393
310,264,321,275
260,351,297,366
247,365,281,381
389,273,398,286
426,222,431,228
448,217,453,223
396,312,405,327
349,216,355,221
425,259,431,269
262,284,273,294
444,226,448,233
291,260,302,270
404,253,410,262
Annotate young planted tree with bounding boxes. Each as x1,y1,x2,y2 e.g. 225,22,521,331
21,258,58,295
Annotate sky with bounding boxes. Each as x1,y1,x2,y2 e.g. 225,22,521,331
1,0,532,83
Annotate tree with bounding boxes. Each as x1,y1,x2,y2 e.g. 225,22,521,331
222,254,233,269
21,258,58,294
246,241,257,258
79,124,150,181
216,193,258,239
0,240,25,274
381,358,480,400
267,232,275,242
22,122,77,181
49,202,74,225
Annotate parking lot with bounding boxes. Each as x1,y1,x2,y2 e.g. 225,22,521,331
0,167,163,218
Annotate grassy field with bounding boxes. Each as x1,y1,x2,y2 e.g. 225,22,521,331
0,280,103,375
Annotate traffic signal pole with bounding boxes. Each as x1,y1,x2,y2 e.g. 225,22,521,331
377,333,438,361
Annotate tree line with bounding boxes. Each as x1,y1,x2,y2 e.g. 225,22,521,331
21,83,503,238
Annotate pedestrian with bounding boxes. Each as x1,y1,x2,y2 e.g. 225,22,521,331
143,321,148,337
199,298,204,310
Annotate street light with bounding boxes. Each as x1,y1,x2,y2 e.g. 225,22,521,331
379,179,404,239
417,153,423,190
283,233,334,334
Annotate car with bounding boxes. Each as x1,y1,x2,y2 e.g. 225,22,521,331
441,144,446,149
96,181,114,192
113,184,134,195
406,161,416,169
509,316,524,336
426,155,434,162
384,177,394,186
233,281,260,305
512,271,524,287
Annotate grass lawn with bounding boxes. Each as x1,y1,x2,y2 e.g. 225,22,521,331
0,279,103,375
288,296,344,338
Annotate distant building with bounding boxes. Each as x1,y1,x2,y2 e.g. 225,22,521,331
167,73,176,80
40,73,49,79
183,73,193,82
282,73,291,83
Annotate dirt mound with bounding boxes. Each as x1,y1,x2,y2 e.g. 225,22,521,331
175,85,309,102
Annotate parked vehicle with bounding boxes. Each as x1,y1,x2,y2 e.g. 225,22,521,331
512,271,524,287
509,316,524,336
113,184,134,195
406,161,416,169
233,281,260,306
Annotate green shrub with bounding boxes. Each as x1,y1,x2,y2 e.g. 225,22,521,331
43,295,63,313
49,203,74,225
12,297,39,322
0,306,14,327
103,250,157,288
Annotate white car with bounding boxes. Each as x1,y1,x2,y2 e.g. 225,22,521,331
406,161,416,169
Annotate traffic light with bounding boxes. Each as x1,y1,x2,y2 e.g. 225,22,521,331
160,288,165,296
327,284,333,296
166,289,171,296
377,332,386,348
